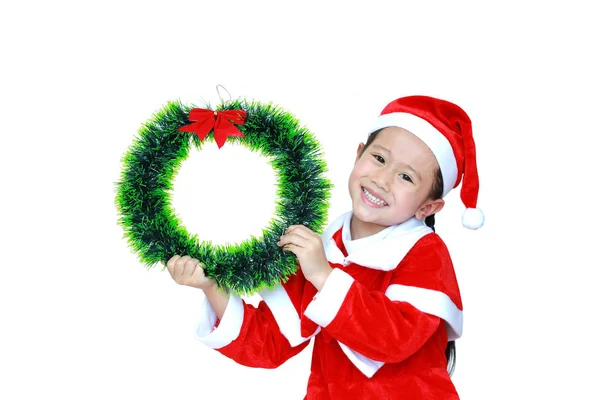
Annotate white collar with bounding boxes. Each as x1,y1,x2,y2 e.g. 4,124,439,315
321,211,433,271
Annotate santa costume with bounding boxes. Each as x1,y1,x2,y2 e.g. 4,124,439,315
195,96,484,399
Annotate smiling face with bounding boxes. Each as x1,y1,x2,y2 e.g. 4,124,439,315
347,127,445,239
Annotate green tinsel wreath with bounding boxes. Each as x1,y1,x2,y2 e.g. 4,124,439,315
115,99,332,295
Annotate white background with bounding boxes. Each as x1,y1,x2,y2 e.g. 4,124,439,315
1,1,599,398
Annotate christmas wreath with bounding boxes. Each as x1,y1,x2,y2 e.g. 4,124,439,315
115,99,332,294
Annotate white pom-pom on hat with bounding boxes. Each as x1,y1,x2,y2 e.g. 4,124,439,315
462,207,485,230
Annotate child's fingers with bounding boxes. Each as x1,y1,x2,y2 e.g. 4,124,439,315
282,243,299,253
191,262,207,281
278,234,308,250
166,255,181,277
174,255,191,278
284,225,314,239
166,255,211,288
183,257,200,278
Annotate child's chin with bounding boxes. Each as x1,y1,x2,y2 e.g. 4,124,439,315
353,206,381,221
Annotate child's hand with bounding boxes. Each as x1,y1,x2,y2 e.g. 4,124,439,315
166,255,215,290
277,225,332,290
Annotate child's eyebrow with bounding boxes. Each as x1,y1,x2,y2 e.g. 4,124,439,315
371,144,422,181
372,144,390,153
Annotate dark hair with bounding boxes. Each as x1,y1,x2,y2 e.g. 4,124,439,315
360,129,456,376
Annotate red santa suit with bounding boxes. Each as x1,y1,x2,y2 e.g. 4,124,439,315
195,211,463,399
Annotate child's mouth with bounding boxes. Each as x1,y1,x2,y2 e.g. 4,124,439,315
361,187,388,207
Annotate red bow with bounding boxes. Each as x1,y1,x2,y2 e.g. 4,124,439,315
179,108,247,148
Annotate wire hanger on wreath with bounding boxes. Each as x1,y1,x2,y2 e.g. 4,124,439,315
216,84,232,104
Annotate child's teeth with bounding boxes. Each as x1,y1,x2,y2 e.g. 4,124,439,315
363,188,387,206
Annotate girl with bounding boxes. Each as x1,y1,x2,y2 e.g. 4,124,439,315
167,95,484,399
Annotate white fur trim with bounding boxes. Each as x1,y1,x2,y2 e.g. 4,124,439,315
462,207,484,230
195,292,244,349
321,212,433,271
259,285,319,347
343,226,432,270
304,269,355,327
319,212,349,253
385,285,463,340
372,112,458,197
338,342,384,378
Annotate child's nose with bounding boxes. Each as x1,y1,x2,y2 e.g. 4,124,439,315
372,169,392,191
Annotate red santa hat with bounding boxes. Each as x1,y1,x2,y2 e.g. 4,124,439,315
370,95,484,229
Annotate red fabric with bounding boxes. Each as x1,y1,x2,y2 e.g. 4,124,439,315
216,299,310,369
216,230,461,399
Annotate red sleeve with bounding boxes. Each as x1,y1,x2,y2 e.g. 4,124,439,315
216,300,310,368
304,234,462,364
196,270,311,369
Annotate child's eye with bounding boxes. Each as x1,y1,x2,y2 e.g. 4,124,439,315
399,173,413,183
373,155,385,163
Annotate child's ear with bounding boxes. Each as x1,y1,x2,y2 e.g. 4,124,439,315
416,199,445,221
355,143,365,163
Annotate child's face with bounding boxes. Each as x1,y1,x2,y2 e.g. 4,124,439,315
348,127,444,235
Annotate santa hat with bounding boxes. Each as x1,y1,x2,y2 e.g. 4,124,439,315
370,95,484,229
